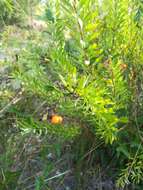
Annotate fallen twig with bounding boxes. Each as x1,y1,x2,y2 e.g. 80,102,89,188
25,169,71,190
0,89,23,118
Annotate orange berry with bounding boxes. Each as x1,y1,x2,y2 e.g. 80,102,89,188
120,64,127,71
51,115,63,124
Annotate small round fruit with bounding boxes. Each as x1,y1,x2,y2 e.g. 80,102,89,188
120,64,127,71
51,115,63,124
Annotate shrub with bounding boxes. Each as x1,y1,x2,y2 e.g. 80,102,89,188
1,0,143,188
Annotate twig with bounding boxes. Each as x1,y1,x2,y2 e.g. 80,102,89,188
80,141,104,161
25,169,71,190
0,90,23,118
44,170,71,183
